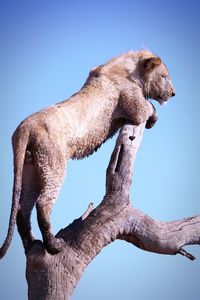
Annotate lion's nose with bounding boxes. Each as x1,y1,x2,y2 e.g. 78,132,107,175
171,91,176,97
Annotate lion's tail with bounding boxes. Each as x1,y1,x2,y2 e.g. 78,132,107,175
0,124,29,259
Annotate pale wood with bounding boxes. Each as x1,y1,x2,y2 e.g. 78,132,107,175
26,124,200,299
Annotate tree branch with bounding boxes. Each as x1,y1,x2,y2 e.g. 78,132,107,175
26,124,200,299
106,123,145,195
117,209,200,260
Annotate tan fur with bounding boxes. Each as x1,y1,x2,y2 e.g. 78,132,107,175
0,50,175,257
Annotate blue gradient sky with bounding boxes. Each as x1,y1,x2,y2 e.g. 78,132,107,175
0,0,199,299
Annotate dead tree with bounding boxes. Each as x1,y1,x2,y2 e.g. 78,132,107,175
26,124,200,300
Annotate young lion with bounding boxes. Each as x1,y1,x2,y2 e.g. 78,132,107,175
0,50,175,257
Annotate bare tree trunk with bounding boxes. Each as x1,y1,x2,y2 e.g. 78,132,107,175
26,124,200,299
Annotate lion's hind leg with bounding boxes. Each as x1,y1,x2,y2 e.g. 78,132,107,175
17,162,40,250
35,149,67,253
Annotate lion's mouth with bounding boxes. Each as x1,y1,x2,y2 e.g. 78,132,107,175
158,97,167,105
157,93,171,105
149,94,170,106
160,99,169,106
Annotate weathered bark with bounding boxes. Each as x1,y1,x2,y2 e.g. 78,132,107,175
26,124,200,299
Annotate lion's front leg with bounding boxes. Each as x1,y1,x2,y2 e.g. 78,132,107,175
119,89,158,129
145,103,158,129
132,99,158,128
131,99,158,128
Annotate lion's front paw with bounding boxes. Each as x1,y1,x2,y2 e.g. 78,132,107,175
146,108,158,129
44,236,65,254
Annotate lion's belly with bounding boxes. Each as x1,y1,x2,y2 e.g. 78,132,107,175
71,139,104,159
70,129,108,159
69,120,119,160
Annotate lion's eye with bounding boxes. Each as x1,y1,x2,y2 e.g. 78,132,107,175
161,75,167,78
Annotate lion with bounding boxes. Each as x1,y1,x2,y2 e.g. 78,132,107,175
0,49,175,257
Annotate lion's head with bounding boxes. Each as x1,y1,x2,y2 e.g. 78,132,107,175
139,56,176,105
88,50,175,105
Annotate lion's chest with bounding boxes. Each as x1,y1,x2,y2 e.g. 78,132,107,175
57,89,119,159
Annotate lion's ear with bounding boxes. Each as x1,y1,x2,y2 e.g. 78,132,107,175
142,57,162,73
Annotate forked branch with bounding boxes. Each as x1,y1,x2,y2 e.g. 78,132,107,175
26,124,200,300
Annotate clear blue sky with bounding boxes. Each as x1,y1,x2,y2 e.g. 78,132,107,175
0,0,199,299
